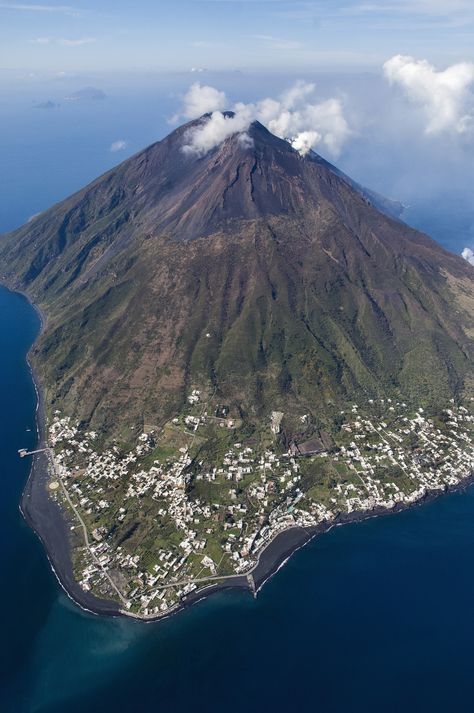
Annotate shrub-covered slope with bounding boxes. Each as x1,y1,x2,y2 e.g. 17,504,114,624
0,117,472,442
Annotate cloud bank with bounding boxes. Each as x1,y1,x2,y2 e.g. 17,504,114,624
383,55,474,134
180,80,351,158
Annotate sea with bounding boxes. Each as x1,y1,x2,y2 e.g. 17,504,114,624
1,74,474,713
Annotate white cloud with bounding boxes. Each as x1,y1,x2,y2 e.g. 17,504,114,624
181,81,351,158
462,247,474,265
182,82,227,119
280,79,315,109
0,2,79,14
182,110,252,156
290,130,322,156
31,36,95,46
110,140,127,153
383,55,474,134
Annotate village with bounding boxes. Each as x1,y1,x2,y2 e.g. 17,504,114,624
47,393,474,619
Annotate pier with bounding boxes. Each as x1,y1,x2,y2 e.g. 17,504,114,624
18,448,48,458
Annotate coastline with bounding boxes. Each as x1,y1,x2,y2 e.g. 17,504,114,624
16,286,124,617
21,407,474,623
8,284,474,624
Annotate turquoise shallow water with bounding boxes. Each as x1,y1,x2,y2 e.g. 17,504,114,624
2,283,474,713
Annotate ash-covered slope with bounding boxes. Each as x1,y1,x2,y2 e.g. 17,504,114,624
0,116,473,442
0,117,401,295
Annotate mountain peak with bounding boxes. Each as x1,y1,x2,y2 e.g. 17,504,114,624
118,114,408,242
104,114,317,240
2,116,468,290
159,112,298,162
0,111,472,448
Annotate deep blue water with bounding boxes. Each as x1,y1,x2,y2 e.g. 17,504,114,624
2,284,474,712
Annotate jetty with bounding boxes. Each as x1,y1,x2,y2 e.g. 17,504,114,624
18,448,47,458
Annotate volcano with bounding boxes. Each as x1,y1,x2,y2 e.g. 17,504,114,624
0,116,472,440
3,114,474,617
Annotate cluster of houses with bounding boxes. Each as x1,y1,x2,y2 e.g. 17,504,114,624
333,400,474,514
47,396,474,618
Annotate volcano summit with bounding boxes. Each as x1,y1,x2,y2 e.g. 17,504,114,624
2,115,473,618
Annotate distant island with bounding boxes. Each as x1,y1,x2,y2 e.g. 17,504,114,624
1,115,473,619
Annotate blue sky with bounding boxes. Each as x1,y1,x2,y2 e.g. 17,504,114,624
1,0,474,72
